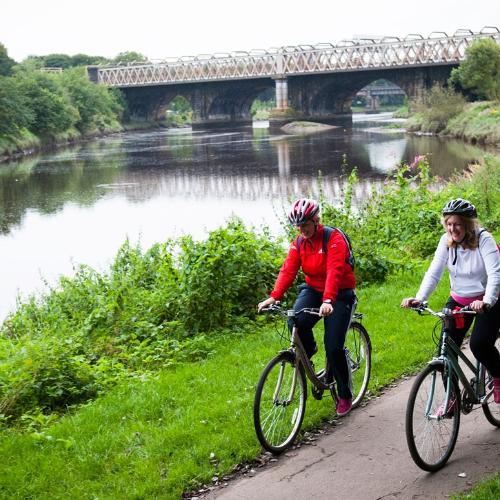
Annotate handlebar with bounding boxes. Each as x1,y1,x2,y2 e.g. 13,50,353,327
260,303,321,318
409,302,477,318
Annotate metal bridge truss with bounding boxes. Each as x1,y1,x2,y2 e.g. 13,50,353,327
97,28,500,87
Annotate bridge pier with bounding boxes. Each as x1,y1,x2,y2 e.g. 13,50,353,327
274,78,289,110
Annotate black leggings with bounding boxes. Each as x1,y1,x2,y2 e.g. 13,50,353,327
289,284,356,399
445,297,500,378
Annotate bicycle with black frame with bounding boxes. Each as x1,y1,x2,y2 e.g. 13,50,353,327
405,302,500,472
253,303,371,454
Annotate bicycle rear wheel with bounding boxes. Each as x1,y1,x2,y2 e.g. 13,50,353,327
346,322,371,407
482,336,500,427
405,363,461,471
253,351,307,454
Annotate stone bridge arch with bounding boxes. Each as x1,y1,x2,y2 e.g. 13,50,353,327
287,65,453,124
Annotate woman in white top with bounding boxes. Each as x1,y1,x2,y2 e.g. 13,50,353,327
401,198,500,404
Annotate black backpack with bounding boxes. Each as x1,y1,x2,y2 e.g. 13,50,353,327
297,226,355,270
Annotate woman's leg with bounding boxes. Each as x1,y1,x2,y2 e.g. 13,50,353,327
324,289,356,400
445,297,474,348
470,300,500,378
288,285,322,358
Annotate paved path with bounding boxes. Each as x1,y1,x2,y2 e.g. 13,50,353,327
205,371,500,500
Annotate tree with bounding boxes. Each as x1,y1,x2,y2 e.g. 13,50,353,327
70,53,109,67
16,72,78,136
43,53,73,69
59,67,124,132
0,77,33,135
113,51,148,64
449,38,500,101
0,43,16,76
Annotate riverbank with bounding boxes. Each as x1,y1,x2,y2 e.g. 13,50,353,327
0,121,164,164
406,101,500,146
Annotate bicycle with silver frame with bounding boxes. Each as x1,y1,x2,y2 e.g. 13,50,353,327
253,302,371,454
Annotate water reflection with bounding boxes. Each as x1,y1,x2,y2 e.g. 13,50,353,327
0,117,493,321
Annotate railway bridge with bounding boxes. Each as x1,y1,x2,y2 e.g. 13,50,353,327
88,28,499,128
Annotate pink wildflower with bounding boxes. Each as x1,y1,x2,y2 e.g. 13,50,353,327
409,154,426,169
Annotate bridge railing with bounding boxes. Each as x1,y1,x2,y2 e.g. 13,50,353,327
96,28,500,87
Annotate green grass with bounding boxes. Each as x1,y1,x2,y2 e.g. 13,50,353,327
444,101,500,145
0,269,452,498
453,474,500,499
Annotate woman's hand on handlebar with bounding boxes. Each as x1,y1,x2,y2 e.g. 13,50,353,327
400,297,421,308
258,297,276,313
319,302,333,317
469,299,488,313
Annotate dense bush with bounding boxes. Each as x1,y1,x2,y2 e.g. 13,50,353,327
407,84,466,133
0,221,284,425
0,157,498,428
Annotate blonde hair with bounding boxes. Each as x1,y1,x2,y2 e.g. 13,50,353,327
442,214,480,250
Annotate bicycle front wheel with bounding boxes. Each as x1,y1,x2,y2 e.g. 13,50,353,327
482,336,500,427
346,322,371,408
405,363,461,472
253,351,307,454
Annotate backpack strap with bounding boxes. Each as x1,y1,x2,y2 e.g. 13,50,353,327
478,228,500,254
333,227,355,269
297,225,355,269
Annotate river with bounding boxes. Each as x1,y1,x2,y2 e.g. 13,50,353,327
0,113,492,321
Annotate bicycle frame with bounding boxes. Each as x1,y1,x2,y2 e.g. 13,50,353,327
290,324,331,392
426,315,491,419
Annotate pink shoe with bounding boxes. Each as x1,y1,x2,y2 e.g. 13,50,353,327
494,378,500,404
336,398,352,417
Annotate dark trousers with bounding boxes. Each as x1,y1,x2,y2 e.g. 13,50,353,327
445,297,500,378
289,284,356,399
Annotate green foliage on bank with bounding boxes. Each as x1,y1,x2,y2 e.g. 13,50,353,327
0,271,450,499
0,44,127,157
405,39,500,143
1,155,498,430
0,221,284,426
0,155,498,497
407,97,500,145
449,38,500,101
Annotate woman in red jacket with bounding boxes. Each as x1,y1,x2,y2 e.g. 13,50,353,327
258,198,356,416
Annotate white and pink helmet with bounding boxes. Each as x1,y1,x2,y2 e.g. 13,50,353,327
287,198,320,225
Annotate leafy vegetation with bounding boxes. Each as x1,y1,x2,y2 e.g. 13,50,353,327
1,155,498,430
165,95,193,126
449,38,500,101
405,39,500,143
0,43,139,158
0,153,498,497
0,221,284,425
0,270,451,499
407,84,466,134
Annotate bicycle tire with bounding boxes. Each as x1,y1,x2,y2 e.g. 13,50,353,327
482,336,500,427
253,351,307,454
346,322,371,408
405,363,461,472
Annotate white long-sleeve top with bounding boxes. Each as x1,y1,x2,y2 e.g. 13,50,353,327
416,230,500,307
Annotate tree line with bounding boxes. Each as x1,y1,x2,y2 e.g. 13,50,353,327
0,46,150,146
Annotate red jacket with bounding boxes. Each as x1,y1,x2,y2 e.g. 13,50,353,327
270,224,356,302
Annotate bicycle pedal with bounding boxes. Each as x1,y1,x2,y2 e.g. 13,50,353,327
311,386,323,400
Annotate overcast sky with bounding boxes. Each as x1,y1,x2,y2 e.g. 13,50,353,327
2,0,499,62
